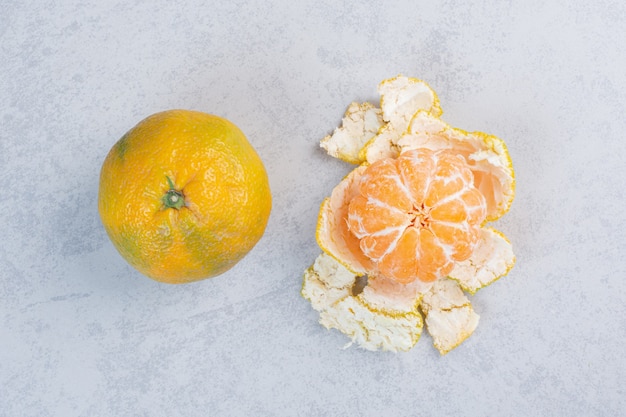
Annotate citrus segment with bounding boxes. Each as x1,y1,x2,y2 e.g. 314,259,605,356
357,158,413,210
358,230,404,261
396,149,434,203
347,196,409,238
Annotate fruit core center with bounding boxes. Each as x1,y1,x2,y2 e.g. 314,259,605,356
408,204,430,229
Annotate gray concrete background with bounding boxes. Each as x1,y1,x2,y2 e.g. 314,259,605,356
1,1,624,415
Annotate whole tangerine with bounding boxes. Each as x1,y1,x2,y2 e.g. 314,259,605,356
98,110,271,283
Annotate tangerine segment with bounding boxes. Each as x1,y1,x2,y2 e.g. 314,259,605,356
357,158,413,211
396,150,435,204
359,228,405,261
347,196,410,238
377,226,421,284
429,222,477,261
346,148,487,284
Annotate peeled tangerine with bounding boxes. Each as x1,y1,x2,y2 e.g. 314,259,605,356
302,76,516,354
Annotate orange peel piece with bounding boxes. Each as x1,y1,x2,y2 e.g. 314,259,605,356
301,253,426,352
378,75,442,131
320,102,383,164
449,227,516,294
420,278,480,355
359,76,443,164
316,165,373,275
302,252,356,312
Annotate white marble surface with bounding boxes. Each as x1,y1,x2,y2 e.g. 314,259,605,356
1,1,625,416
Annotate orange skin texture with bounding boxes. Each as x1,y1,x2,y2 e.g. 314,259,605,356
345,149,486,284
98,110,271,283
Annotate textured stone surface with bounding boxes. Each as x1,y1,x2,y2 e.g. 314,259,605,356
1,0,625,415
